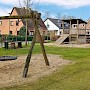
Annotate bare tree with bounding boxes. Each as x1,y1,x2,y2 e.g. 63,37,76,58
57,13,61,19
45,11,50,19
18,0,34,46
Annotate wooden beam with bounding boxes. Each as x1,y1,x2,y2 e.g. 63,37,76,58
69,20,72,44
0,15,33,19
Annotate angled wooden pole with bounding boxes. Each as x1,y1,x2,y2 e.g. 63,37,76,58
22,22,37,77
23,12,49,78
35,13,49,66
22,12,38,78
37,29,49,65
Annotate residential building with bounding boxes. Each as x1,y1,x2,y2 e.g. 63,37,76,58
0,7,47,36
44,18,69,36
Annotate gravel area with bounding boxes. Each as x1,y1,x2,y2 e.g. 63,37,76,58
44,43,90,48
0,54,72,88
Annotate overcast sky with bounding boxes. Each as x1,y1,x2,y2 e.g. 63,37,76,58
0,0,90,20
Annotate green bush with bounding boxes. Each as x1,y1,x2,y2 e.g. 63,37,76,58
19,26,29,36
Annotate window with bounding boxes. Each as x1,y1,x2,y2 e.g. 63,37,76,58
10,21,14,26
87,32,90,35
0,30,1,34
30,31,34,36
60,31,61,35
9,31,12,34
47,24,49,28
73,24,77,28
16,20,19,26
17,31,19,35
54,30,58,35
61,24,62,27
0,21,2,26
83,24,84,26
73,25,76,27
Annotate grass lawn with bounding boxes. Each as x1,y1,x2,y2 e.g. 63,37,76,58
0,44,90,90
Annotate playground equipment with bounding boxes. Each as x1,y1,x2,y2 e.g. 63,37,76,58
0,56,17,61
0,9,49,77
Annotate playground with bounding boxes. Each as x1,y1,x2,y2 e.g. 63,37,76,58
0,7,90,90
0,54,72,88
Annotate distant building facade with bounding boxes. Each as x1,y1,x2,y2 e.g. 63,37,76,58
0,7,47,36
44,18,69,36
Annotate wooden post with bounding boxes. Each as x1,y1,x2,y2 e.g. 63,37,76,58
37,28,49,65
22,29,37,77
77,20,79,44
23,12,49,78
62,20,64,34
35,13,49,65
69,20,72,44
22,12,38,77
85,23,87,44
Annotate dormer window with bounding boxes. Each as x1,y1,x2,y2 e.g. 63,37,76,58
0,21,2,26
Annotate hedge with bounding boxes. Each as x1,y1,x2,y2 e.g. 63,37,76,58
1,35,33,42
0,35,50,42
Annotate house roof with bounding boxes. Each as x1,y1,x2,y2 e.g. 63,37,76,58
45,18,69,29
48,18,62,29
11,7,47,30
62,18,87,24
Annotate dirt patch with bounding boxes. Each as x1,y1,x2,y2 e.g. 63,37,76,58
0,54,73,88
44,43,90,48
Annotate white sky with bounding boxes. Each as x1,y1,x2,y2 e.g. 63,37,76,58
1,0,90,8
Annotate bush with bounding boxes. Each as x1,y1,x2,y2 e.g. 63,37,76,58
19,26,29,36
1,35,33,42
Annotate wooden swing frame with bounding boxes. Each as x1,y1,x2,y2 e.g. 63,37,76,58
0,10,49,78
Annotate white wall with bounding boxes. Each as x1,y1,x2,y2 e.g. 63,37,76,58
44,19,60,35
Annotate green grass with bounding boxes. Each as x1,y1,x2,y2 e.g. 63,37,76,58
0,44,90,90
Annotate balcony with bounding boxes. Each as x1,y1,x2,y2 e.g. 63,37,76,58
63,29,86,35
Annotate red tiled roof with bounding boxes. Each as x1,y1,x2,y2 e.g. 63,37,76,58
11,7,47,30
